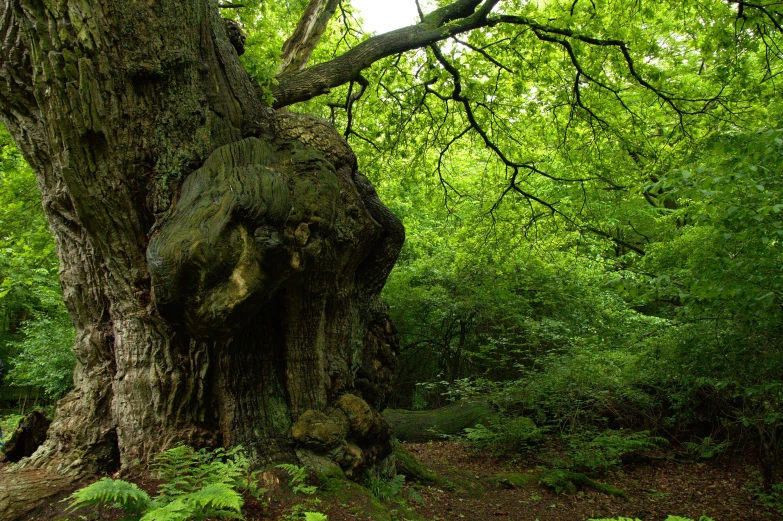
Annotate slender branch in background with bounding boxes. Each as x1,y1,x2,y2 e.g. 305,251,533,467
326,74,369,138
218,3,245,8
584,226,646,255
279,0,341,75
453,37,515,73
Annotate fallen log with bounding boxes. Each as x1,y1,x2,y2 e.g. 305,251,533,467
382,400,496,442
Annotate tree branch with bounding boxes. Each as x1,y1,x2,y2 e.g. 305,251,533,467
279,0,341,75
272,0,499,107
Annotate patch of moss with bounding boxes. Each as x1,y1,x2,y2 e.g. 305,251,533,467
317,478,426,521
489,472,537,489
393,446,441,484
539,469,627,499
393,445,485,497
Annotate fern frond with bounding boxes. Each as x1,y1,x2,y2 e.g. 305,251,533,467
67,478,152,516
276,463,308,484
139,498,192,521
185,483,244,514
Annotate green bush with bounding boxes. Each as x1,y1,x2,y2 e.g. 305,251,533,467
558,430,664,474
0,413,22,443
464,416,542,455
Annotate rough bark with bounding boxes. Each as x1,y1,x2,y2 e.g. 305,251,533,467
0,1,403,518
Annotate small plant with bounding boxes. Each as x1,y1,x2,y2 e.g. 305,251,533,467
66,444,258,520
748,480,783,514
277,463,318,495
464,416,542,455
553,429,663,474
682,436,731,460
280,497,327,521
366,472,406,502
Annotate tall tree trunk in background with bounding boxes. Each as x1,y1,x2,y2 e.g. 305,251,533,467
0,1,403,515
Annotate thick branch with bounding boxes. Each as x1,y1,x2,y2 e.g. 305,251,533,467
279,0,341,75
272,0,499,107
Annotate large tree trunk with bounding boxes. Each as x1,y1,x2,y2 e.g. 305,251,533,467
0,1,403,516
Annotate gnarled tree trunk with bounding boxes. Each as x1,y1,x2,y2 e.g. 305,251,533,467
0,1,403,517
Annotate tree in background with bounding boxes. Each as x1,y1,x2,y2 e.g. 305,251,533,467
0,127,74,403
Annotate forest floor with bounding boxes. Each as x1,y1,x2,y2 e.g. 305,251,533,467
13,440,783,521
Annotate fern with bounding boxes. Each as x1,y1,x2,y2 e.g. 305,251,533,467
139,500,192,521
367,473,406,501
277,463,317,495
67,478,152,517
153,445,245,501
186,483,244,516
67,445,248,521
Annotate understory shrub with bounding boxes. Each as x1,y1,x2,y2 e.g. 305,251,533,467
464,416,542,455
555,430,664,474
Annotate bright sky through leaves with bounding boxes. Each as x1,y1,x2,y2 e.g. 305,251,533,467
352,0,420,34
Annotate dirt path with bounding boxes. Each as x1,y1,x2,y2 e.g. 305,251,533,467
395,441,781,521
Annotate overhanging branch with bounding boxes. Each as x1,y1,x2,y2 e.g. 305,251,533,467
272,0,501,107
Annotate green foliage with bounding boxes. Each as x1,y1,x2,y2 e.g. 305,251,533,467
464,416,542,455
6,313,75,398
365,472,406,502
152,445,247,500
682,437,731,460
67,445,254,521
67,478,153,519
277,463,318,495
0,413,22,443
279,497,326,521
0,124,74,400
753,483,783,515
556,430,664,474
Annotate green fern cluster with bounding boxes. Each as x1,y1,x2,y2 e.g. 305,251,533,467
366,473,406,502
66,444,262,521
276,463,317,495
558,430,664,474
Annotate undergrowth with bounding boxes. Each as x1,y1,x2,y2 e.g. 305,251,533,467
67,445,262,521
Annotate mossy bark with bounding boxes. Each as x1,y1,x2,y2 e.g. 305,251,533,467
383,400,497,442
0,1,403,518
